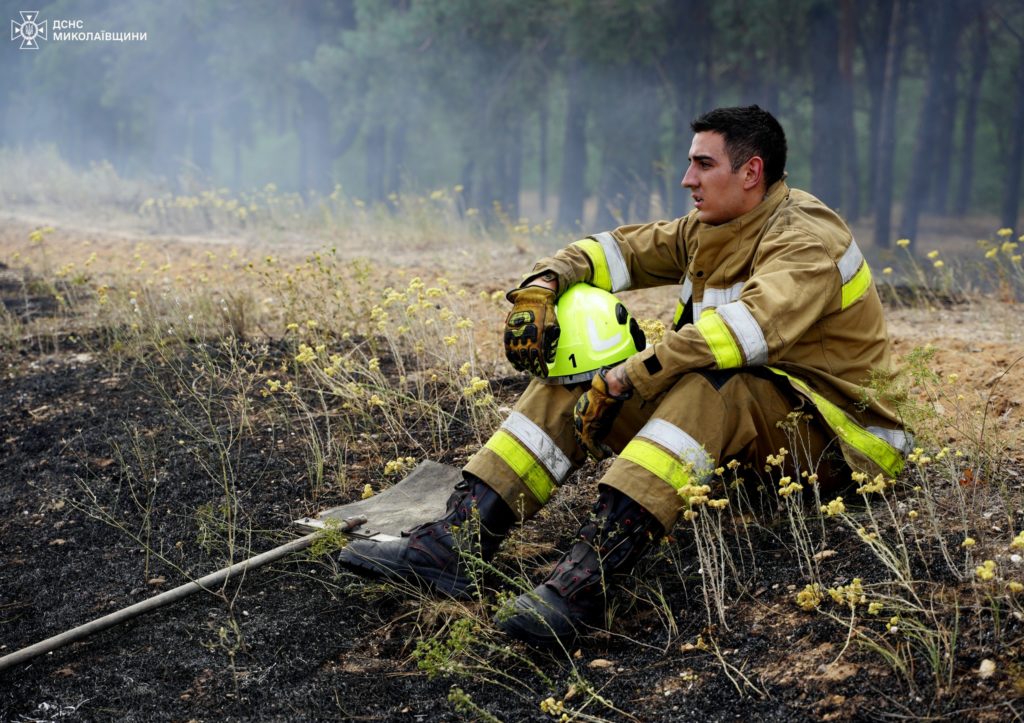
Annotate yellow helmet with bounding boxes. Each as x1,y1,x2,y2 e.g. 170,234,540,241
541,283,646,385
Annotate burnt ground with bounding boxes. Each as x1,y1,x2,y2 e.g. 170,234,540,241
1,270,1023,721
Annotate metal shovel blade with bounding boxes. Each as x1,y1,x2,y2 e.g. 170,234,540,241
293,460,461,540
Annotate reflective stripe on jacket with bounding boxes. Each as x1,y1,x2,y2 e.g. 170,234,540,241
532,180,909,478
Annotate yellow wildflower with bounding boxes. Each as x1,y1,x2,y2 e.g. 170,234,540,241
294,344,316,364
462,377,490,396
796,583,823,611
778,482,803,497
962,537,976,548
820,497,846,517
540,697,565,715
975,560,997,581
361,484,374,500
896,238,910,248
384,457,416,476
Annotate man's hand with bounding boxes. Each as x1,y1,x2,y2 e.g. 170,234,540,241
574,366,631,460
504,283,559,377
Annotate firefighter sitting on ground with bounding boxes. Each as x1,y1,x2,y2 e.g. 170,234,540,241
339,105,910,647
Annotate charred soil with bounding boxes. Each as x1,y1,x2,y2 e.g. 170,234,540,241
2,239,1024,721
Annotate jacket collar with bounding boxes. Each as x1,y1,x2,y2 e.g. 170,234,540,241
692,179,790,270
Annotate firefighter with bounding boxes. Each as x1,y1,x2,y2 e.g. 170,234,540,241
340,105,909,647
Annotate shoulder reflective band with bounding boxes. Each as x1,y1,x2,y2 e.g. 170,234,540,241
483,411,571,504
766,367,905,477
838,239,872,309
695,312,743,369
572,232,630,293
716,301,768,365
619,419,713,492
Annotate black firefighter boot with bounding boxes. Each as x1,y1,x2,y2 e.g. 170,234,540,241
337,474,516,599
495,486,663,646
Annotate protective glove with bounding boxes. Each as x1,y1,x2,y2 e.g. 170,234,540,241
504,285,559,377
573,367,631,460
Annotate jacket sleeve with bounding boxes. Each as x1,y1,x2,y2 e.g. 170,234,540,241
624,227,844,400
525,216,694,295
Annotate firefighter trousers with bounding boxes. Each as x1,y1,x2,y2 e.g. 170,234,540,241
464,369,846,532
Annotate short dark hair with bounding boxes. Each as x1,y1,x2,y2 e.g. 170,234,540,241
691,105,787,187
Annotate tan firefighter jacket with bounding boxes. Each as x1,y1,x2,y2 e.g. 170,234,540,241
531,180,910,478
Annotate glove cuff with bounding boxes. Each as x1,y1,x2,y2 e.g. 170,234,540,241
506,271,558,302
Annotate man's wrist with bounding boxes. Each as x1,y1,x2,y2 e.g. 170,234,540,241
606,364,634,398
526,271,557,291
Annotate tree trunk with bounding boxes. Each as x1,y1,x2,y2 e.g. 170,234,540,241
899,0,960,243
387,117,408,204
503,121,523,220
191,110,213,180
666,0,707,218
809,1,842,209
1001,38,1024,231
872,0,906,249
861,0,896,219
954,7,990,216
297,82,333,197
538,97,548,214
365,122,386,205
838,0,860,221
928,2,968,215
557,62,587,231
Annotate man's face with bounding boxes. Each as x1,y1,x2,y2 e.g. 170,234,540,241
681,131,753,225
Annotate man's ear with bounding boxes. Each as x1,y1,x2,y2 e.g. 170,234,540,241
742,156,764,191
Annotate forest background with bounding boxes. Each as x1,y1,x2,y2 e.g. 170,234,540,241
2,0,1024,250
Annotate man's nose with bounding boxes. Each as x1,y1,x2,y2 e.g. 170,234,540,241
681,168,696,188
